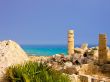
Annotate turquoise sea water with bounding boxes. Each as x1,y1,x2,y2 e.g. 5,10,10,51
21,45,68,56
21,45,96,56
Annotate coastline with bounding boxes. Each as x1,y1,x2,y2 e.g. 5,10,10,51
0,40,110,81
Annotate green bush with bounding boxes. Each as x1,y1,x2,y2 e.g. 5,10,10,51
6,62,71,82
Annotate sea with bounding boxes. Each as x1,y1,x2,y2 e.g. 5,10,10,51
21,45,97,56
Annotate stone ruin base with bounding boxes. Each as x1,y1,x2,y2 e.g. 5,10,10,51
70,74,110,82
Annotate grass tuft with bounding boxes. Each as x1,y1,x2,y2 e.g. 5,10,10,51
6,61,71,82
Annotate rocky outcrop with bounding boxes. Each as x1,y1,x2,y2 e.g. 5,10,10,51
0,40,28,78
74,48,85,54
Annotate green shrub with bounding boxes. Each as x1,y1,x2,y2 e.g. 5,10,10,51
6,62,71,82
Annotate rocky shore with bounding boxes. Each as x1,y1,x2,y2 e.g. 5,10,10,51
28,43,110,81
30,44,110,82
0,40,110,82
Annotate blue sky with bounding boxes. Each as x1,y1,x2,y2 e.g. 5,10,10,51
0,0,110,45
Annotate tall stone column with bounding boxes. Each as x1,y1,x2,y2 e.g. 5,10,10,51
68,30,74,57
98,34,107,65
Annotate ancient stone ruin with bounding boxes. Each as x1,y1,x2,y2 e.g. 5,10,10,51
68,30,74,57
98,34,107,65
81,43,88,51
66,31,110,81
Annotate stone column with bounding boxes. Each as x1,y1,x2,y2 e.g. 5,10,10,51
98,34,107,65
68,30,74,56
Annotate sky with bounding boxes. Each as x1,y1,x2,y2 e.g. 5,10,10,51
0,0,110,45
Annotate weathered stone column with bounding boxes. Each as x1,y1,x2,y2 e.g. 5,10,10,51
98,34,107,65
68,30,74,56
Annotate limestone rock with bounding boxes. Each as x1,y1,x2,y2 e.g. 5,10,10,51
101,64,110,72
0,40,28,78
107,49,110,62
81,43,88,51
93,50,98,59
91,47,110,61
79,63,100,75
29,56,49,62
63,66,78,75
74,48,85,54
64,62,73,68
69,74,79,82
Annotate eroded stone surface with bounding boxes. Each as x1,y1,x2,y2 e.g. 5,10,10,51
0,40,28,78
81,43,88,51
98,34,107,65
68,30,74,56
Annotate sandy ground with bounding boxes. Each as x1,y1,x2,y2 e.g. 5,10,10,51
28,55,50,61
